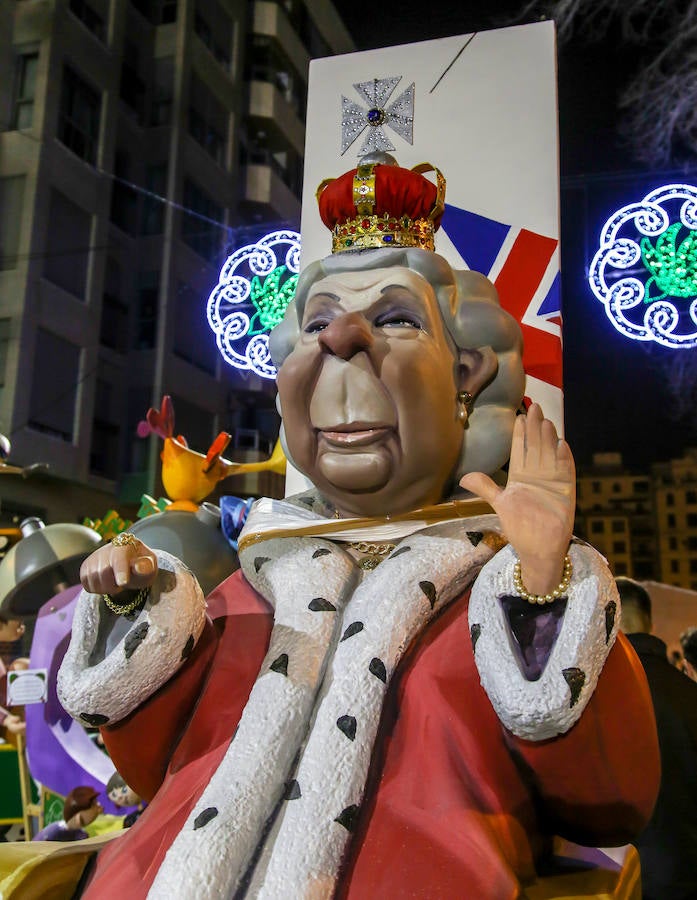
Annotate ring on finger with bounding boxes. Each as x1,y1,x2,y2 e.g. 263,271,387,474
112,532,138,548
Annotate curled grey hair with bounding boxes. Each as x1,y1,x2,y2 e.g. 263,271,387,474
270,248,525,478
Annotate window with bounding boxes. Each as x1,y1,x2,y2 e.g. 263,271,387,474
690,560,697,574
110,152,138,235
669,536,678,550
100,258,128,353
591,521,604,534
614,562,627,575
634,481,649,492
612,541,626,554
150,58,173,126
612,482,621,494
611,520,625,533
173,281,216,374
90,378,120,478
58,66,101,164
666,492,675,506
181,178,223,261
120,41,146,121
12,53,38,130
668,514,676,528
170,395,214,452
188,76,227,165
688,513,697,528
135,271,159,349
28,329,80,442
194,0,232,69
69,0,106,41
247,35,305,119
141,164,167,234
670,560,679,574
687,490,697,504
592,481,601,493
0,176,26,270
43,189,91,299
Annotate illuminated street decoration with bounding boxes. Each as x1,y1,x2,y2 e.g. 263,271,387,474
589,184,697,348
207,230,300,379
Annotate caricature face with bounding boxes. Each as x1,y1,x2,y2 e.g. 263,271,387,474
108,784,140,807
277,266,481,517
0,617,24,643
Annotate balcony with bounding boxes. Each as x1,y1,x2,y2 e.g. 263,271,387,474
240,163,300,222
248,79,304,156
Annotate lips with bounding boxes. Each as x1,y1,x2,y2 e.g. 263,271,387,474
319,424,393,448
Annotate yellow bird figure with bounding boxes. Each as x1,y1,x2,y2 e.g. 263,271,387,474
138,396,286,511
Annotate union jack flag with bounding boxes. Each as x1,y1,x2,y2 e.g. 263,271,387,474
441,204,564,430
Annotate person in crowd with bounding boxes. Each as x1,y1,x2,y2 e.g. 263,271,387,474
617,577,697,900
0,614,28,741
679,626,697,682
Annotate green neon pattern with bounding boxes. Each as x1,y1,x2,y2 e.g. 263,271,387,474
640,222,697,303
248,265,299,335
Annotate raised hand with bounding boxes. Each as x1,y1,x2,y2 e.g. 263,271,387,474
79,535,158,597
459,403,575,596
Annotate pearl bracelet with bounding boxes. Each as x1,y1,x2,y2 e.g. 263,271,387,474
512,555,573,605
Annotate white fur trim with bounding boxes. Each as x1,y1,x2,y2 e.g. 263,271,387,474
468,542,620,740
148,519,500,900
57,551,206,726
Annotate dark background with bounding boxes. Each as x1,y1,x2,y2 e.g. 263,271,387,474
331,1,695,467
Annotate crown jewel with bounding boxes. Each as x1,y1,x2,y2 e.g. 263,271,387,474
316,153,446,254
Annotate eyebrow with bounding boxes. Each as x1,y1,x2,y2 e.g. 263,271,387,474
307,291,341,304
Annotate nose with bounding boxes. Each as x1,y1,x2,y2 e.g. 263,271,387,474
318,312,373,360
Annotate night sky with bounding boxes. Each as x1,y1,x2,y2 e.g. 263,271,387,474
331,0,696,468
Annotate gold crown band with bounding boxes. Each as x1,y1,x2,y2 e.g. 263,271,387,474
332,213,436,253
352,163,377,216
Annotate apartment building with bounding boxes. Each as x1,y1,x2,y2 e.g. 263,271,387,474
652,448,697,590
576,452,655,580
577,449,697,590
0,0,353,525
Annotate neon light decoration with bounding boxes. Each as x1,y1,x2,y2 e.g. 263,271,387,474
207,230,301,379
589,184,697,349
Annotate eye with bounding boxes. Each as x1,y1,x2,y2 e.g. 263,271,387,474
374,312,422,329
303,317,331,333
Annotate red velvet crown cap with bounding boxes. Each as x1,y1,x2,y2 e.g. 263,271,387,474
318,164,443,231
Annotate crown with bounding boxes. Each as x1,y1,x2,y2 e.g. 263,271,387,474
316,153,446,254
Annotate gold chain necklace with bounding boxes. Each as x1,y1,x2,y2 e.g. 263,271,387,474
345,540,396,571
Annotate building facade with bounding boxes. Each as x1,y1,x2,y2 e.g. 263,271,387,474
576,449,697,590
0,0,353,526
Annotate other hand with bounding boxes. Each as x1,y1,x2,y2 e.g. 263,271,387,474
4,713,26,735
80,536,158,597
459,403,575,596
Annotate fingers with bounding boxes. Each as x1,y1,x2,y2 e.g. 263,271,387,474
459,471,503,506
80,541,158,596
512,404,568,474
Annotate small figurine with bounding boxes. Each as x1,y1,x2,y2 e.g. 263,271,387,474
106,772,144,828
32,787,103,842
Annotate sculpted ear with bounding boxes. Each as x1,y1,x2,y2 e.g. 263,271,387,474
458,346,498,399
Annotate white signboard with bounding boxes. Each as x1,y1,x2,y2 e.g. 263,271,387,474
301,22,563,430
7,668,48,705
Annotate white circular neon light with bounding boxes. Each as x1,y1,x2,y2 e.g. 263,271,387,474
207,230,301,379
588,184,697,349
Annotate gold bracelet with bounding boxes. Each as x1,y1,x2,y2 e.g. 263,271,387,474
102,586,150,616
512,555,572,605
